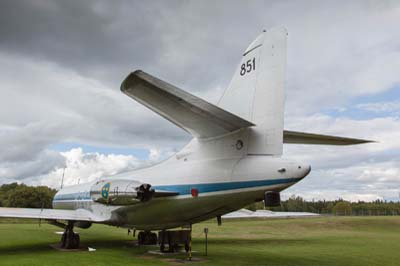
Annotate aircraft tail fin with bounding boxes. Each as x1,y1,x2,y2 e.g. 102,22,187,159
218,27,287,155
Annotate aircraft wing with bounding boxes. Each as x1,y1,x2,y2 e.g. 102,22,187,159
121,70,255,138
0,207,106,222
283,130,374,145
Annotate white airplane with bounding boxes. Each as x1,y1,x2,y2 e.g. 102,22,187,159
0,27,372,250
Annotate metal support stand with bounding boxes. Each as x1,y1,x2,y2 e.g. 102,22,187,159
204,227,208,256
189,224,192,261
217,215,222,226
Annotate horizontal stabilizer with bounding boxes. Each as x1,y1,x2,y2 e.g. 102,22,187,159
121,70,255,138
0,207,106,222
283,130,374,145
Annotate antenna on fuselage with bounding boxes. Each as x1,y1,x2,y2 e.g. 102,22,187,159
60,167,65,190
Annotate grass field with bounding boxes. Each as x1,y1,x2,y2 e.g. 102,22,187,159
0,216,399,266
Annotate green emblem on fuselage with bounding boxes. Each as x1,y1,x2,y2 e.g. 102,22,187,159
101,182,111,200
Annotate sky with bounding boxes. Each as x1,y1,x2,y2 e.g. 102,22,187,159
0,0,399,202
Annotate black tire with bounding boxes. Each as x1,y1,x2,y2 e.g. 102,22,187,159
65,235,72,249
138,232,144,245
71,236,77,249
66,233,79,249
144,232,149,244
61,233,66,248
75,234,80,248
151,233,157,244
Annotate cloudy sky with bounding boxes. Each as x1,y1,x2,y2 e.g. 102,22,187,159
0,0,399,201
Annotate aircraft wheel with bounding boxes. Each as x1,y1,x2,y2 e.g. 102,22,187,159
144,232,151,244
65,236,73,249
75,234,80,248
138,231,144,245
61,233,66,248
150,233,157,244
160,244,165,252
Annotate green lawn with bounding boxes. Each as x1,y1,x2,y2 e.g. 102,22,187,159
0,216,399,266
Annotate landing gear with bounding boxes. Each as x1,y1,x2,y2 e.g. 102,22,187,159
159,231,177,253
60,221,80,249
137,231,157,245
158,229,191,253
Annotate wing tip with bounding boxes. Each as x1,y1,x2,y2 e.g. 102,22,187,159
120,69,144,93
283,130,377,146
349,139,377,145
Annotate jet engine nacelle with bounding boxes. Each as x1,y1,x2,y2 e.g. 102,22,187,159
90,179,154,205
264,191,281,207
75,221,92,229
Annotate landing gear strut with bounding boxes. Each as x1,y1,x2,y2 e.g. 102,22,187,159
60,221,80,249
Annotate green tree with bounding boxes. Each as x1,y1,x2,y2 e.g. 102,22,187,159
0,183,57,208
244,194,400,216
333,201,352,216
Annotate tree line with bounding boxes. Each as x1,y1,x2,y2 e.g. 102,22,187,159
247,195,400,216
0,183,57,209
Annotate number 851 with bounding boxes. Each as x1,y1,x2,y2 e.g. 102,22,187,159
240,57,256,76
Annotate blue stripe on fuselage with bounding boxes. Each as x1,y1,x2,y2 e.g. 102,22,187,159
53,177,301,202
153,177,301,195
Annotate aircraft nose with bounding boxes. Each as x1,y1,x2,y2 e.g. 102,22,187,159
303,165,311,178
297,164,311,179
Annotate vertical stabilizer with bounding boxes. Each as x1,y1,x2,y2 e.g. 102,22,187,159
218,27,287,155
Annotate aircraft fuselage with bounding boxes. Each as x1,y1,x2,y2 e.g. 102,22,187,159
53,136,310,230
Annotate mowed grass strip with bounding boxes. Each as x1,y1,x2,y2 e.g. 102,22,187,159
0,216,399,266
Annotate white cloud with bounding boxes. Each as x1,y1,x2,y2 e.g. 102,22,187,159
357,101,400,114
281,112,400,201
0,51,189,161
35,148,143,188
148,148,161,162
283,160,400,202
281,2,400,115
0,149,65,182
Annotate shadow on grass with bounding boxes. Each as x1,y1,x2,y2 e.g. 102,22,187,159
0,242,54,254
0,236,315,252
196,237,314,246
0,239,150,255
